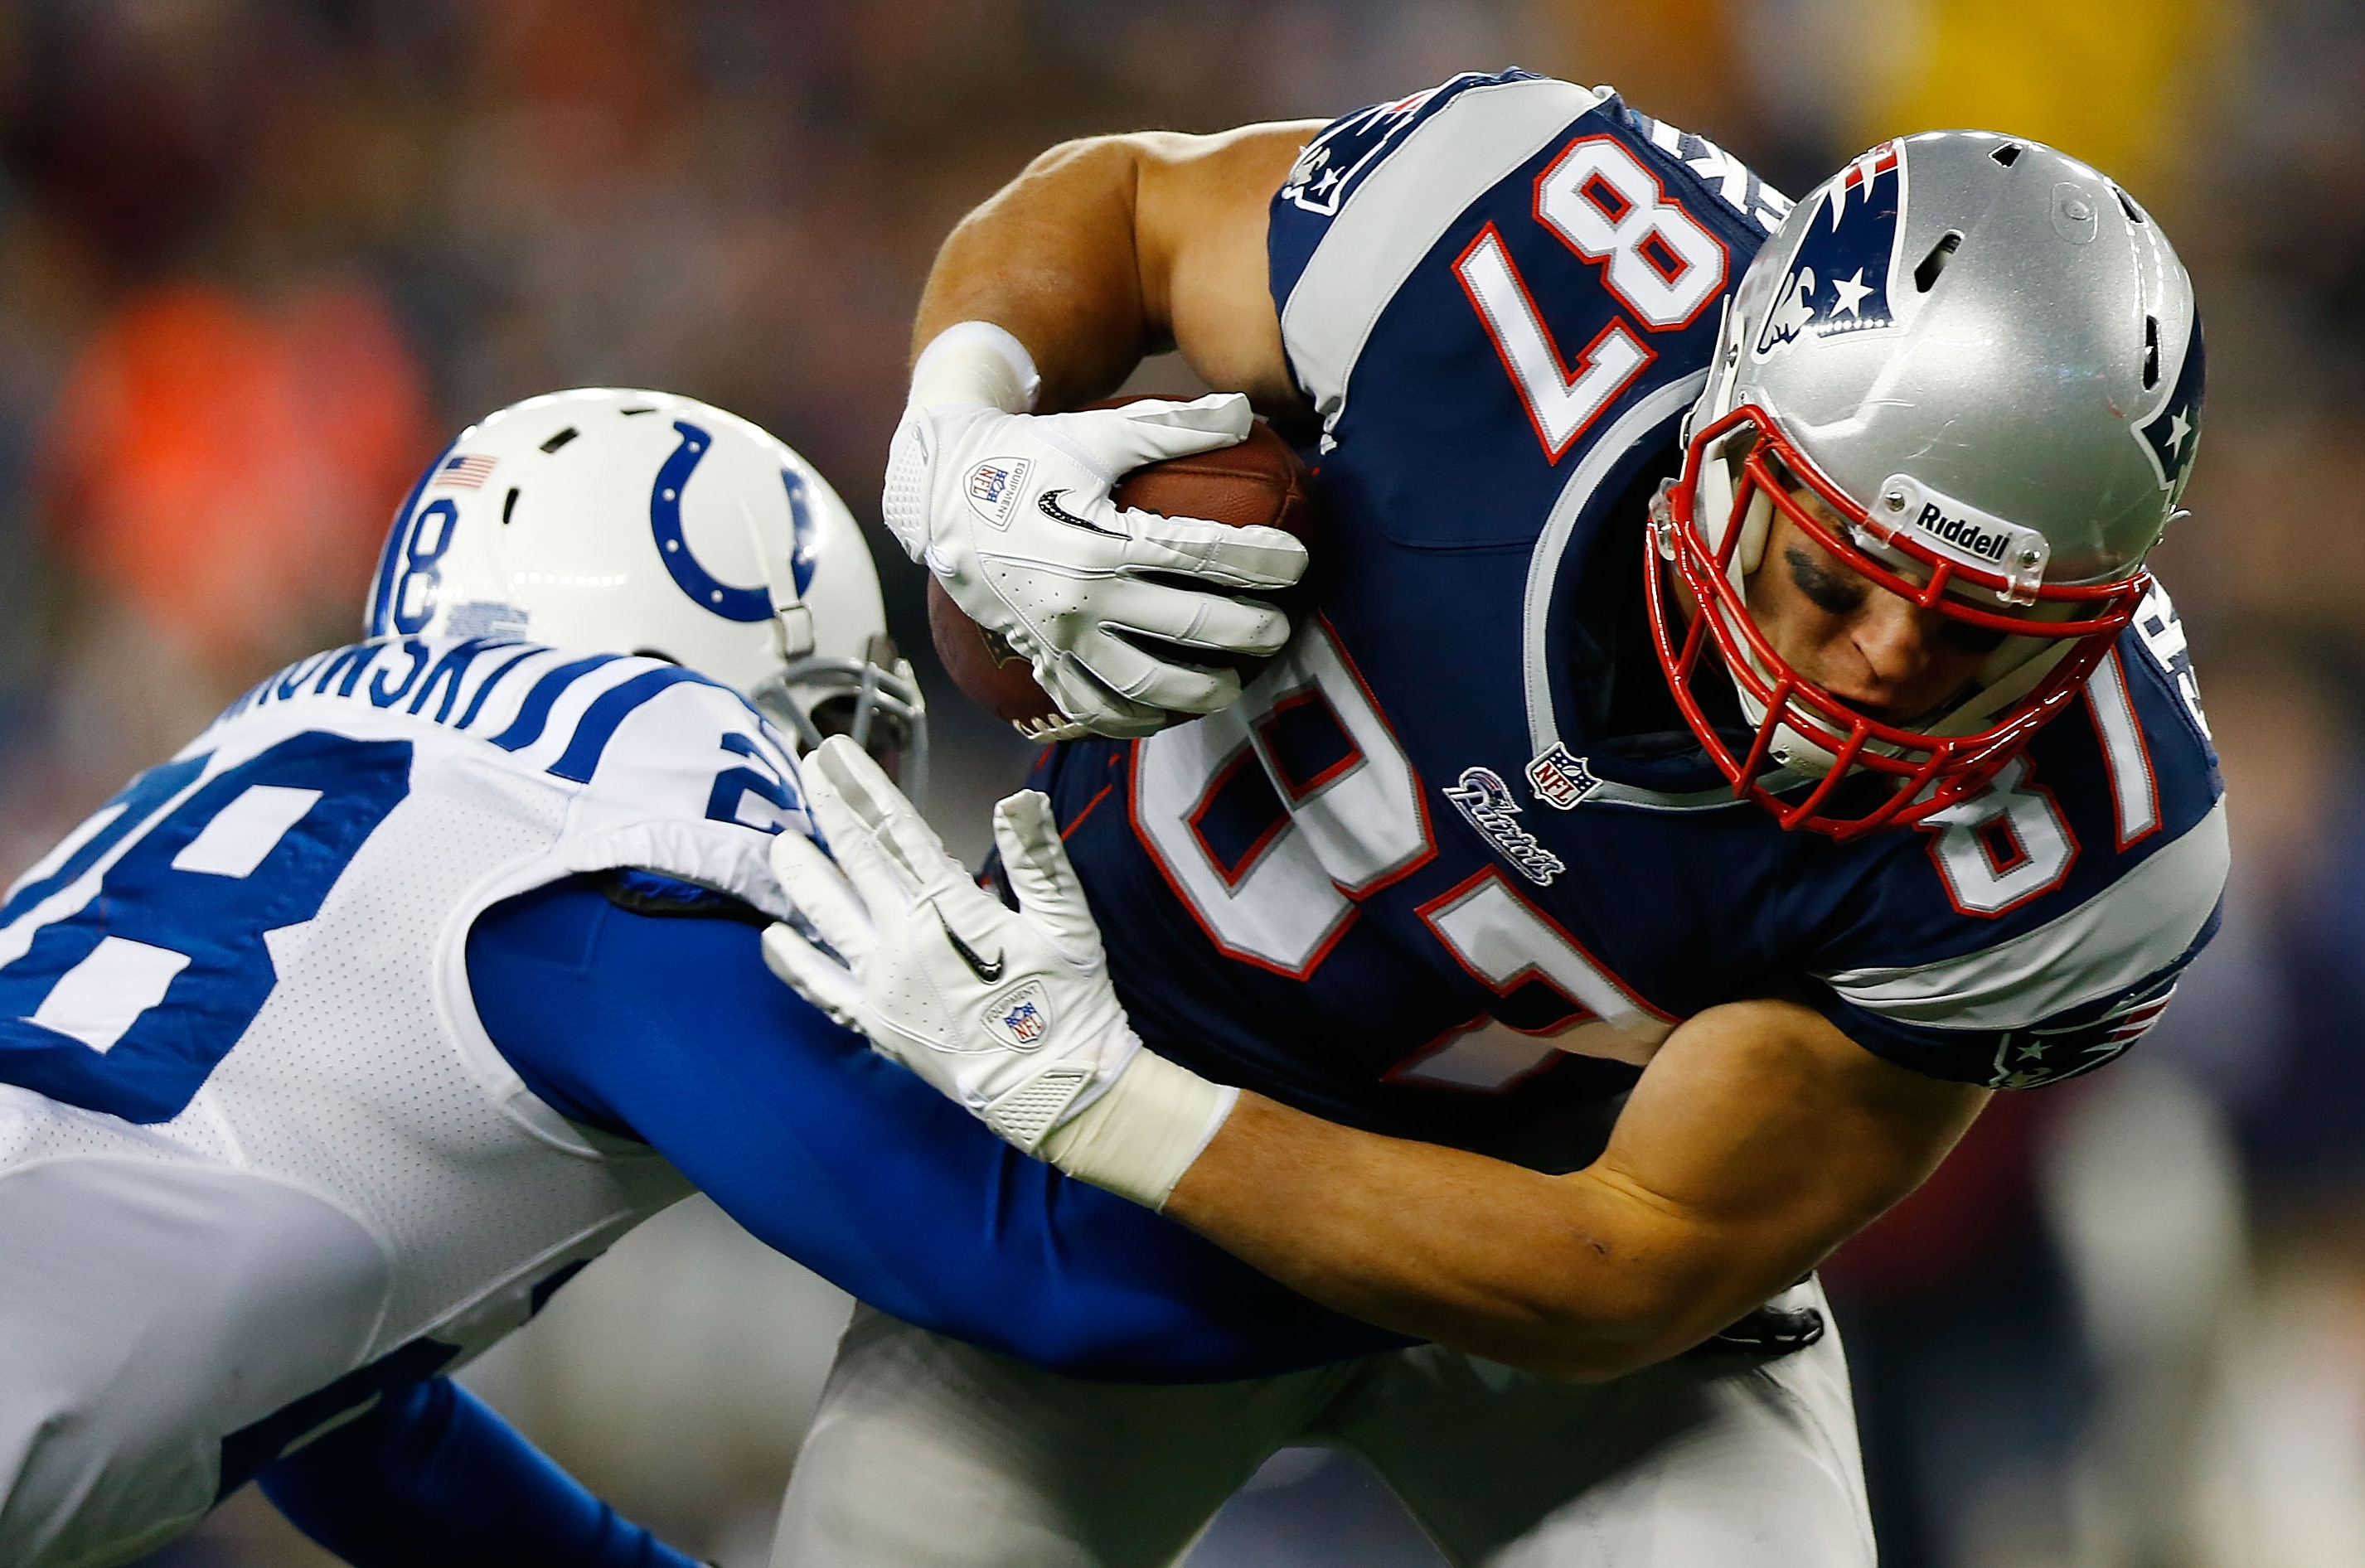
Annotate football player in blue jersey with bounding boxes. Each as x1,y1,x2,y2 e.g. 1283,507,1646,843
0,388,1397,1568
758,71,2226,1564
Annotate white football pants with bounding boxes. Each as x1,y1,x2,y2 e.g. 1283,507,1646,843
0,1091,390,1568
770,1278,1872,1568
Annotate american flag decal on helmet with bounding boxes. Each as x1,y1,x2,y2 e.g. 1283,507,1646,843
434,453,498,490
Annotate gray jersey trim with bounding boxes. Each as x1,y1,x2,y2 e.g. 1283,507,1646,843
1522,370,1708,759
1819,799,2228,1030
1281,77,1609,429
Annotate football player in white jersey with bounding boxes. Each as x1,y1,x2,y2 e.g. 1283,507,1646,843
758,72,2225,1566
0,387,1389,1568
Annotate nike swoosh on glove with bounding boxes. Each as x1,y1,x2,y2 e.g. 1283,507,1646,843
883,393,1310,738
761,736,1146,1151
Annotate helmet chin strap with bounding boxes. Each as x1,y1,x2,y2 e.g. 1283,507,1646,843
736,487,933,802
742,497,817,661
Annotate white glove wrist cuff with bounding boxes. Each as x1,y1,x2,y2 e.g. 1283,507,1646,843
909,321,1041,415
1040,1048,1238,1211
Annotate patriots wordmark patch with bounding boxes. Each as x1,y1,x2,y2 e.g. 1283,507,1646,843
963,457,1032,530
981,979,1054,1050
1443,767,1565,886
1524,743,1601,811
1755,143,1905,359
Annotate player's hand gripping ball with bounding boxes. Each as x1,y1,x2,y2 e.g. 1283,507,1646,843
928,399,1320,740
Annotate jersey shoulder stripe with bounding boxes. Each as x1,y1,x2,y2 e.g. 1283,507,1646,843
218,636,801,801
1270,69,1552,264
1270,71,1611,426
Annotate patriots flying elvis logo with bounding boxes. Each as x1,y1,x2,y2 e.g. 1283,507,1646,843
1756,143,1904,357
2136,315,2205,496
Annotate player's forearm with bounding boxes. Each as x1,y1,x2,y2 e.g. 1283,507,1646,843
912,125,1315,414
1161,1002,1985,1380
1162,1094,1774,1382
913,137,1166,410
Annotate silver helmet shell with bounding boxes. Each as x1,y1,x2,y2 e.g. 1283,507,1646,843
1708,132,2202,584
366,388,926,796
1650,132,2202,839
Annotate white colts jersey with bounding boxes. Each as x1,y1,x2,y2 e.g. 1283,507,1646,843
0,636,807,1568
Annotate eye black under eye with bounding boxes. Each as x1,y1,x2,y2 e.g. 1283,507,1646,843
1785,547,1866,616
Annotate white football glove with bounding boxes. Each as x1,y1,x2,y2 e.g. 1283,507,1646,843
763,736,1236,1207
881,322,1310,738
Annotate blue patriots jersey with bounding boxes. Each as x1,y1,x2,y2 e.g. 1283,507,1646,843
1040,72,2227,1160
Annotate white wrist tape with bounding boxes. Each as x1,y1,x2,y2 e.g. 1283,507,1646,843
1039,1049,1238,1211
909,321,1041,414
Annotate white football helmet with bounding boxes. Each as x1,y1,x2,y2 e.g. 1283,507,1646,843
365,388,926,796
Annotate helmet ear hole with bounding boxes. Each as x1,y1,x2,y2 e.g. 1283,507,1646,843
1913,231,1963,293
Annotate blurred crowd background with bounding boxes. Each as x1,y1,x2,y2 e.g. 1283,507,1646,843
0,1,2346,1565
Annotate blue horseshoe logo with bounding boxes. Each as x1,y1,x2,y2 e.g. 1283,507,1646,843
782,467,818,597
652,420,771,622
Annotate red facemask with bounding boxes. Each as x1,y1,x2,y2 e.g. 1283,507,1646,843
1643,403,2150,841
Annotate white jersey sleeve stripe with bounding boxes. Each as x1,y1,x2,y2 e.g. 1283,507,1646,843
1819,798,2227,1029
1282,76,1610,430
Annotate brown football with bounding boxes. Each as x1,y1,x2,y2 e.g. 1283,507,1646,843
927,400,1318,737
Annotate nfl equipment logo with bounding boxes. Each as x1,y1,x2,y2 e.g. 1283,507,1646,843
982,979,1056,1049
963,457,1032,530
1524,744,1600,811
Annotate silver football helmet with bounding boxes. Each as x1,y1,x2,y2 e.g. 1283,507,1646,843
365,388,927,796
1650,133,2202,839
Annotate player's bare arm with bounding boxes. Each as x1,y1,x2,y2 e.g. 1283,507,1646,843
772,77,2222,1563
913,123,1318,416
767,737,1985,1382
1165,1001,1985,1379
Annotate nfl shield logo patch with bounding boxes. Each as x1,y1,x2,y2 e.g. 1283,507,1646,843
1524,744,1599,811
963,457,1033,530
981,979,1055,1049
